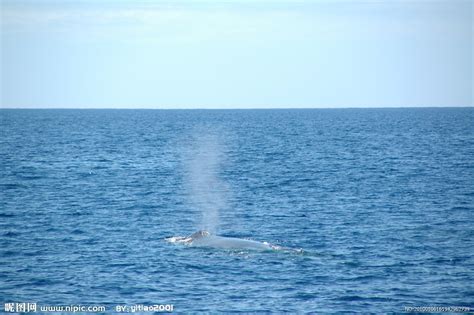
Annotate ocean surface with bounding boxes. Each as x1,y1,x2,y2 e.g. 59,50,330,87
1,108,473,313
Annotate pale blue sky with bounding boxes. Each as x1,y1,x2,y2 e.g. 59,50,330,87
1,0,472,108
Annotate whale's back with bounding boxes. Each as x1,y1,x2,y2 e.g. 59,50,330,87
188,230,210,240
191,235,273,251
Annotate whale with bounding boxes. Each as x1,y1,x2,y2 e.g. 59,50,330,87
166,230,285,251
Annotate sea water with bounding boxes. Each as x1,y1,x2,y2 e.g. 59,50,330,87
1,108,473,312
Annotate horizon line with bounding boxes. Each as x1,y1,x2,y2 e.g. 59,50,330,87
0,106,473,110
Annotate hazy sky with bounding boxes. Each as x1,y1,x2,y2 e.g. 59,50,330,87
1,0,472,108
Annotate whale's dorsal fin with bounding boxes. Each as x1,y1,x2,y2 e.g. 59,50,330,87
188,230,210,240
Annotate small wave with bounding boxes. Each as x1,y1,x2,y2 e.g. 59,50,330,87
17,175,43,180
71,229,86,235
450,206,472,211
0,183,27,190
2,231,20,237
1,250,19,257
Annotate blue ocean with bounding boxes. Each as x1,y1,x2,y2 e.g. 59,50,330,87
1,108,473,313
